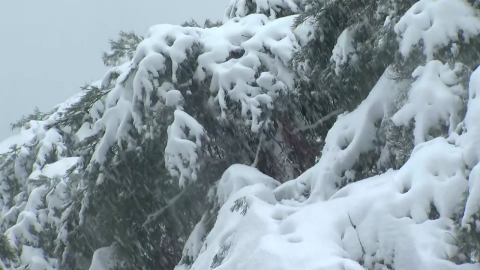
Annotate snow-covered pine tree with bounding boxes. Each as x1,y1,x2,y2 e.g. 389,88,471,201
177,0,480,269
3,0,480,269
0,233,17,269
55,2,318,268
0,6,319,268
0,97,84,269
290,0,424,184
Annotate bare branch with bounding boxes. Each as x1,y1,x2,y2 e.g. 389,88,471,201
251,133,265,168
295,109,344,132
142,184,191,228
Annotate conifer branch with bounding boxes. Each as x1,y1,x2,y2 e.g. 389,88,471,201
142,183,192,228
295,109,344,132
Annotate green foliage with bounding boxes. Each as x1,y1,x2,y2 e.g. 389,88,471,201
0,233,18,268
290,0,478,188
181,19,201,28
226,0,304,19
59,34,207,269
210,243,232,269
203,19,223,28
289,0,405,185
0,147,23,210
10,107,54,131
102,31,143,67
453,190,480,264
293,0,407,116
230,196,248,216
182,19,223,28
48,85,109,131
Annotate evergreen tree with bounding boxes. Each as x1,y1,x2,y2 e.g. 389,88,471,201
3,0,480,269
56,2,320,267
0,233,17,269
0,102,82,269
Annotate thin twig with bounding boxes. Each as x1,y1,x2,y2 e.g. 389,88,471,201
347,213,365,255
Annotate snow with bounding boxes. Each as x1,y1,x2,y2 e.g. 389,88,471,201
47,91,87,123
291,67,406,201
0,85,83,269
88,246,118,270
88,11,312,187
178,63,480,269
175,5,480,262
3,0,480,268
331,28,357,75
392,60,466,145
165,109,206,187
216,164,280,206
180,127,477,270
457,66,480,229
0,89,86,155
75,122,94,142
19,245,55,270
180,214,208,265
0,128,36,155
2,156,78,268
394,0,480,60
28,157,79,180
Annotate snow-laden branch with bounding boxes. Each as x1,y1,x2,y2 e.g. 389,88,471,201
165,110,206,188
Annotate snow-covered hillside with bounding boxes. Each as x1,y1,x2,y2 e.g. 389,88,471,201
1,0,480,269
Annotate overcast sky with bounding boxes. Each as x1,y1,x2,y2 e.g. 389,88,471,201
0,0,226,141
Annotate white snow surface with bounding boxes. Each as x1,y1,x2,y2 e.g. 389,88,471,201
457,67,480,229
88,246,118,270
0,130,35,155
395,0,480,60
331,28,357,75
165,109,206,187
392,60,466,145
28,157,79,181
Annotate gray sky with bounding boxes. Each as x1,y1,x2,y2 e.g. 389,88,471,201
0,0,226,141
